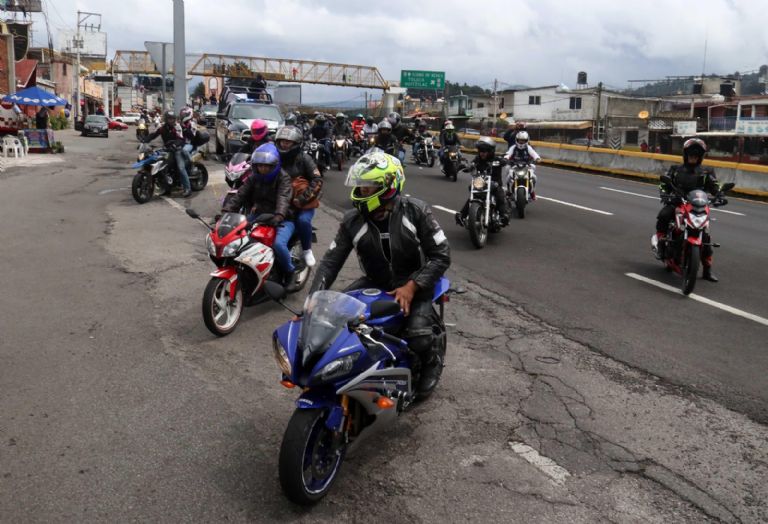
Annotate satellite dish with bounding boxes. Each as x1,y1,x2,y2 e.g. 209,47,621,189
638,110,649,119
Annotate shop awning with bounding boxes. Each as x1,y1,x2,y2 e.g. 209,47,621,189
525,120,592,130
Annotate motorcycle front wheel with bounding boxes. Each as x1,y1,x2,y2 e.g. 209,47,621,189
467,202,488,249
428,153,435,168
279,409,346,506
202,277,243,336
515,186,527,218
682,244,700,296
336,152,344,171
131,171,154,204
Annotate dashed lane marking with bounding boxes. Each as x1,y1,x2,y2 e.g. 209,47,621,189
600,186,746,216
536,196,614,215
626,272,768,327
509,441,571,485
161,196,188,213
432,204,459,215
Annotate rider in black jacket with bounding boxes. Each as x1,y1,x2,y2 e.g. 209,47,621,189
455,137,509,226
373,120,399,156
311,151,451,396
143,110,191,197
655,137,722,282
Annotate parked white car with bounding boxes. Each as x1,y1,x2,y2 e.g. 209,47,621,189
114,112,141,125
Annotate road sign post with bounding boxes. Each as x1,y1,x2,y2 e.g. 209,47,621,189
400,70,445,90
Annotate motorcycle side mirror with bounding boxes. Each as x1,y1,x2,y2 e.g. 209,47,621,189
368,300,402,320
185,208,200,219
720,182,735,192
659,174,672,185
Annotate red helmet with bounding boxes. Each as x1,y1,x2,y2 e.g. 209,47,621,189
250,119,268,141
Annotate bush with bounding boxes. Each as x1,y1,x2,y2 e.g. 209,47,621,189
51,141,65,154
50,114,70,131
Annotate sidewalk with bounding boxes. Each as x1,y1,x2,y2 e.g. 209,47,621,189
0,128,78,172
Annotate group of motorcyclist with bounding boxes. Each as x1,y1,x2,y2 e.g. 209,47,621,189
139,95,730,409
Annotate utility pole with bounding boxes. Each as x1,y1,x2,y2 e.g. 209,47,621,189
594,81,603,141
492,78,498,130
74,11,82,122
161,43,167,114
172,0,187,113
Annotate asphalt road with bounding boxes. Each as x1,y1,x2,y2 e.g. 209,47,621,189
1,131,766,522
320,156,768,423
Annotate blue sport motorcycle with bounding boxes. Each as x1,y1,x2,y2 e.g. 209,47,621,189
131,143,209,203
265,277,457,505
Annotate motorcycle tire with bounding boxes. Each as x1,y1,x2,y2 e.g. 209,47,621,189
190,163,209,191
131,172,154,204
682,244,700,296
467,202,488,249
336,152,343,171
215,138,223,156
202,277,243,336
279,408,346,506
515,186,527,219
428,155,435,168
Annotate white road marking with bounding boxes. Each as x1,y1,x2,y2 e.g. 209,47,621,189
509,441,571,485
600,186,745,216
537,196,614,216
626,273,768,327
98,187,130,195
600,186,656,200
432,204,459,215
161,196,187,213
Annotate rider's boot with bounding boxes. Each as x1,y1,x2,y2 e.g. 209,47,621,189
702,256,718,282
454,212,466,228
417,352,444,396
652,231,666,259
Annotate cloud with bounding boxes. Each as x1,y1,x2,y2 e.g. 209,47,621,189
38,0,768,101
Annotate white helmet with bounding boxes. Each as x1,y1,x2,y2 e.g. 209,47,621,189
515,131,530,149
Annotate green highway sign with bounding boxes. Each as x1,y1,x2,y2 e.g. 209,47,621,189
400,70,445,90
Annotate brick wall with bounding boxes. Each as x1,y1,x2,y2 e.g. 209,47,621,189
0,36,10,94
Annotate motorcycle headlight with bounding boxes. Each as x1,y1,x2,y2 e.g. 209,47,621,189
225,167,243,182
687,213,708,229
317,353,360,382
138,152,146,161
205,234,216,256
472,176,486,190
222,237,244,257
273,336,292,376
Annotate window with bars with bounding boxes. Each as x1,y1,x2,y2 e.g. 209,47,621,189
528,95,541,105
569,97,582,109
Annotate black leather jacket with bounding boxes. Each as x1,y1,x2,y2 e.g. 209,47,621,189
661,164,720,196
440,130,461,146
311,196,450,293
222,168,292,218
144,123,185,149
469,155,505,182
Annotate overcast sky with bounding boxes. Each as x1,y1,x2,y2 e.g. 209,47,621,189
29,0,768,102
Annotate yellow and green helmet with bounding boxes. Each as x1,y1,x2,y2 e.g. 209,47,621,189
346,151,405,214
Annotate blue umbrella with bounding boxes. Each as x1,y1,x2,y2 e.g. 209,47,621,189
3,86,67,107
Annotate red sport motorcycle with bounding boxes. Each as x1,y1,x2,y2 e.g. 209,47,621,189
186,209,312,336
651,175,734,295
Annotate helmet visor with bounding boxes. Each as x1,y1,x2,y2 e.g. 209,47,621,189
251,150,279,166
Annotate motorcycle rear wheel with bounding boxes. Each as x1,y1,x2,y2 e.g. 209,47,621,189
515,186,527,219
279,409,346,506
468,202,488,249
190,163,209,191
202,277,243,336
682,244,700,296
131,172,154,204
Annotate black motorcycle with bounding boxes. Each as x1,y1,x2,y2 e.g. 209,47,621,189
412,135,436,167
131,143,209,204
441,145,464,182
461,164,506,249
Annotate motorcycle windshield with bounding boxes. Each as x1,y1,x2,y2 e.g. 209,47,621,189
216,213,246,237
688,189,708,212
299,291,366,364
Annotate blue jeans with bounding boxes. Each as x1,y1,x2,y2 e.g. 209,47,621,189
274,221,295,274
174,149,191,191
397,147,405,163
295,208,315,250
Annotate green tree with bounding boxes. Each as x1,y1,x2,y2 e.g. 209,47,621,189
191,81,205,99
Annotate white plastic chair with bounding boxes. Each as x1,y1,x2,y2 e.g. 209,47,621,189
2,135,23,158
16,132,29,156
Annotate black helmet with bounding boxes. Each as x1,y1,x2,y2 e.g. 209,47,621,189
284,112,297,125
475,136,496,154
365,116,374,125
274,126,303,158
164,110,176,123
315,114,326,123
682,137,707,165
388,112,401,126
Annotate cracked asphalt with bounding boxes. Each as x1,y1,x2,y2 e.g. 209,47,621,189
0,130,766,522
